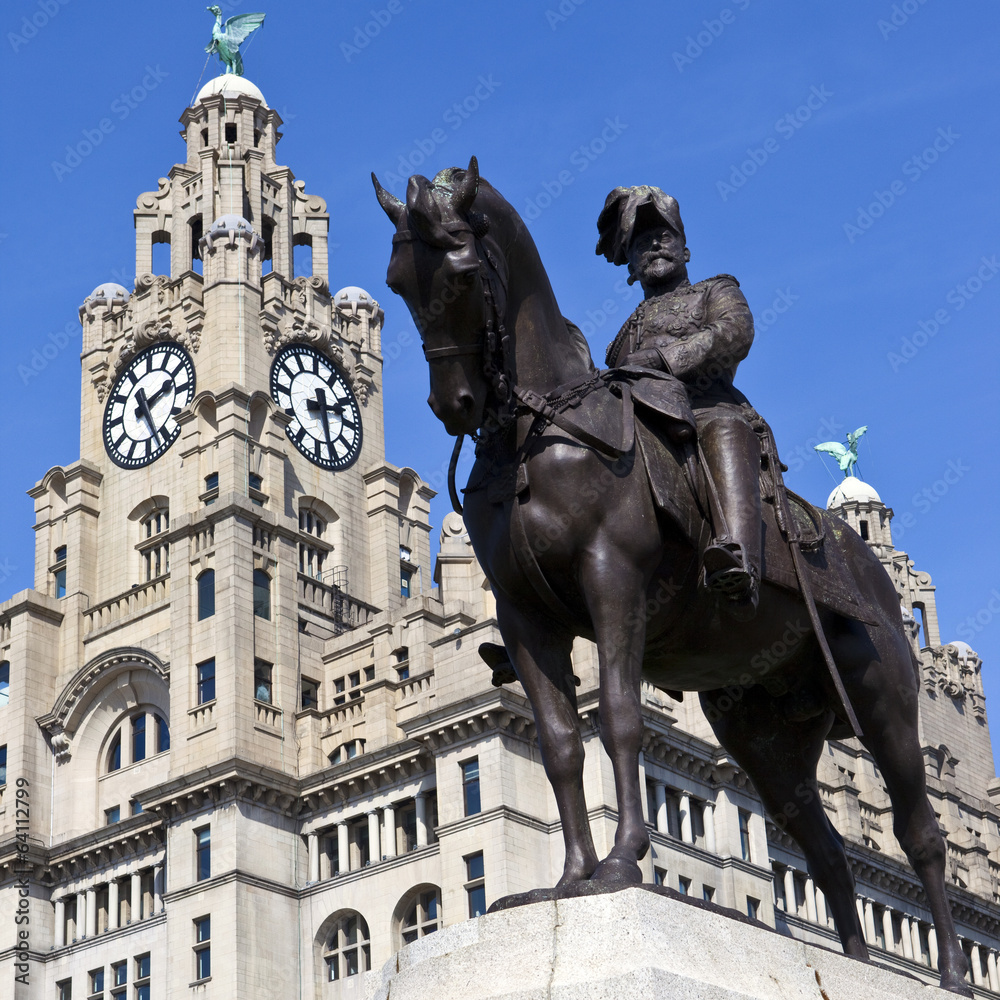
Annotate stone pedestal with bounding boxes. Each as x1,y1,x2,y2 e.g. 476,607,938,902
369,887,959,999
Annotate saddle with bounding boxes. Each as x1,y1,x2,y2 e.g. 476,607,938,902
514,371,879,627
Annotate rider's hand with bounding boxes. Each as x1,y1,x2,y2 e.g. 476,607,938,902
621,348,663,369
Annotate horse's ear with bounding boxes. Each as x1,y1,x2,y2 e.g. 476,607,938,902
372,172,404,225
452,155,479,214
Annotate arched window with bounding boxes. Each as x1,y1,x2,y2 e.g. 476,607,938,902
137,502,170,582
197,570,215,620
107,731,122,772
151,230,171,276
253,569,270,619
323,912,371,981
155,714,170,753
292,233,313,279
398,887,441,946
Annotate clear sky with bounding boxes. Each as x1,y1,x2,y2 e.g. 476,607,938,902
2,2,998,760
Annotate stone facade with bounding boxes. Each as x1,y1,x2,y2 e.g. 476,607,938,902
0,78,998,1000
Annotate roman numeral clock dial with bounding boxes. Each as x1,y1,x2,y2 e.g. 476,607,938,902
269,345,363,471
102,343,196,468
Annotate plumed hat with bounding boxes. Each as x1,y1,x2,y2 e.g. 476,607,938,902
596,186,685,266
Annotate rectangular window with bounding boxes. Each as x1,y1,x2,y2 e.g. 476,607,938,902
653,867,667,886
55,566,67,598
738,809,752,862
204,473,219,505
156,715,170,753
197,570,215,619
0,744,6,786
678,876,691,895
400,568,412,598
462,758,481,816
465,851,486,917
105,805,121,825
301,677,319,710
197,659,216,704
58,980,72,1000
89,968,104,996
135,953,150,981
254,659,273,703
703,885,716,903
196,827,211,881
111,959,127,1000
0,660,9,706
194,916,211,980
746,896,760,920
130,798,143,816
131,714,146,763
395,647,410,681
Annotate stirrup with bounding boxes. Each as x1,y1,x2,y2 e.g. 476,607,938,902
703,543,759,620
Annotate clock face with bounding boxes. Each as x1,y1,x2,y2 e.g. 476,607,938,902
269,345,363,471
103,343,196,469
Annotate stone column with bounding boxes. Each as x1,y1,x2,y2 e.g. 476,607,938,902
367,811,381,862
855,898,865,939
130,872,141,923
337,821,349,873
107,880,119,931
909,919,922,963
882,906,895,953
986,949,998,992
415,793,429,847
679,792,693,844
153,865,164,913
928,928,939,970
308,833,320,882
971,944,985,987
76,891,86,940
814,886,828,926
654,783,667,835
85,887,97,937
54,898,65,948
863,899,877,945
783,868,797,914
703,802,716,854
383,803,397,859
899,915,914,959
804,877,818,923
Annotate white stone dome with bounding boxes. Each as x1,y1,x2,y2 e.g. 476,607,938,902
85,282,129,302
827,476,882,509
946,640,976,663
208,214,255,235
195,74,267,107
334,286,375,307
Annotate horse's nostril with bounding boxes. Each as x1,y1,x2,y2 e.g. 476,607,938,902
458,392,475,415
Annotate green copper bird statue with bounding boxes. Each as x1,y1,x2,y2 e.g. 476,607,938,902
205,6,266,76
815,425,868,477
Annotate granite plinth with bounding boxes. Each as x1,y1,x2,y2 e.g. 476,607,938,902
369,886,961,999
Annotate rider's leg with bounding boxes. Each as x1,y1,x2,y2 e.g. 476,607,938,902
697,411,762,608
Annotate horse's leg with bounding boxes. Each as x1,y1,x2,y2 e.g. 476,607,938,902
583,563,649,885
496,599,599,884
838,620,973,996
701,685,869,960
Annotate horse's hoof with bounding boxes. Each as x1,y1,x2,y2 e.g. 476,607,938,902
591,855,642,886
938,975,974,998
556,860,597,887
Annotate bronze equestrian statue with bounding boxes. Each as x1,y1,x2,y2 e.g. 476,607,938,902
373,158,973,996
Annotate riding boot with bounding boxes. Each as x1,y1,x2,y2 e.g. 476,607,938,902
698,416,763,619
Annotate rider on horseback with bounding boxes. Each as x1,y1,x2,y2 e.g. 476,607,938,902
597,186,763,618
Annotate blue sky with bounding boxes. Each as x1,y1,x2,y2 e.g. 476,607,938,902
2,2,998,759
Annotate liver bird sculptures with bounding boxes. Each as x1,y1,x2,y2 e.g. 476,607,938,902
815,425,868,477
205,6,266,76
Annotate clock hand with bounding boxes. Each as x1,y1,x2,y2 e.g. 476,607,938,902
144,378,174,409
307,387,333,441
135,388,161,445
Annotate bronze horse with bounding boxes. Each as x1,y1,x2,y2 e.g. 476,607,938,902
373,158,973,996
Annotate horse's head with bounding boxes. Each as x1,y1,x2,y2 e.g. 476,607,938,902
373,157,502,437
